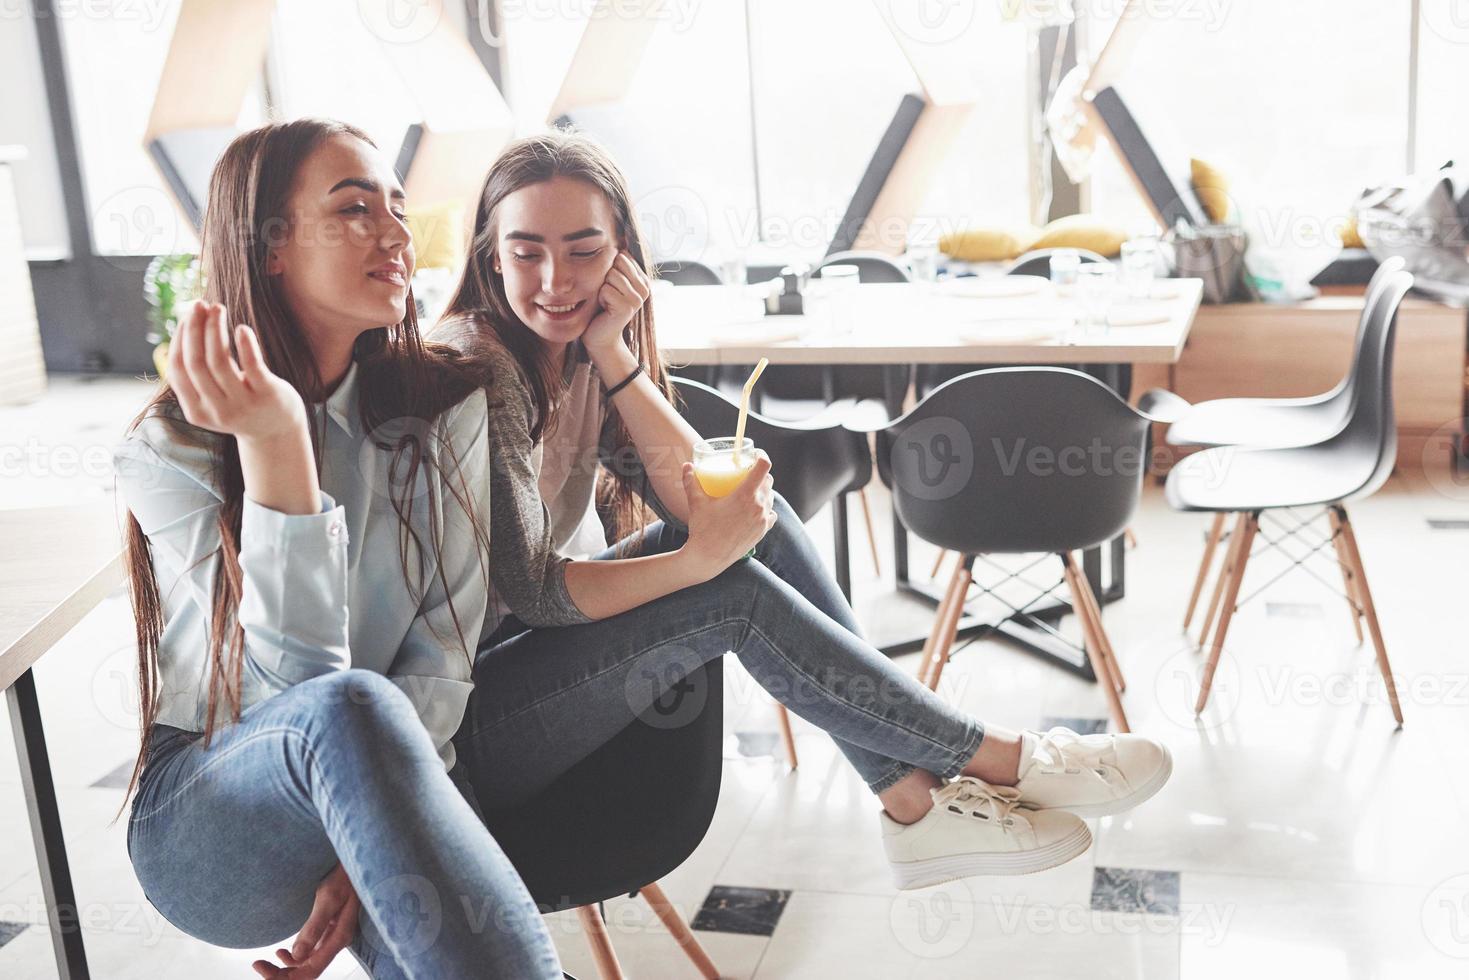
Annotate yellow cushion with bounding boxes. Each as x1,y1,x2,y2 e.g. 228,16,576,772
938,225,1040,262
1190,157,1233,224
406,201,466,271
1339,212,1365,249
1029,214,1129,257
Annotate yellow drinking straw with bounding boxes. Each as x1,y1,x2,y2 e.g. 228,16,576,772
733,357,769,465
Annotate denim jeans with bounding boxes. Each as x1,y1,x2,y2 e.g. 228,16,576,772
456,493,985,806
127,669,562,980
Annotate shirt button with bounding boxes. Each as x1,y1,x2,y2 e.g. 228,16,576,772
328,522,345,539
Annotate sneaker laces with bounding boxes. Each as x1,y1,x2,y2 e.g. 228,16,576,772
931,777,1023,830
1032,728,1118,782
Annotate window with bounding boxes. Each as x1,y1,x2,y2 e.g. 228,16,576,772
1082,0,1410,278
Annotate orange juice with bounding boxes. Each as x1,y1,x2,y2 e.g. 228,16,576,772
693,437,756,497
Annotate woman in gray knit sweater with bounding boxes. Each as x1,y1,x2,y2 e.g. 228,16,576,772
435,131,1172,890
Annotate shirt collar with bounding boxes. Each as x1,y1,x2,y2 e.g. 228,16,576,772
319,360,360,435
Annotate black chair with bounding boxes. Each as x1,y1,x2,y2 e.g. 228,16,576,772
653,258,722,286
853,367,1184,732
480,663,725,980
1140,256,1409,635
1161,270,1413,726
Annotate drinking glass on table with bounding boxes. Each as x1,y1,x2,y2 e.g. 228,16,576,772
1076,263,1117,337
820,263,861,339
1049,248,1082,290
906,242,939,284
1120,237,1159,299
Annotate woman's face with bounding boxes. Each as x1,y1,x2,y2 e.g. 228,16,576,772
267,135,414,347
492,175,621,346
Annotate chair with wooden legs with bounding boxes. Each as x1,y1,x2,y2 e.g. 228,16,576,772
480,662,725,980
1143,257,1408,642
858,367,1182,734
1163,269,1413,725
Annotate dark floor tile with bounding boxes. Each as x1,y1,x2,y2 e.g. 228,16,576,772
1427,518,1469,531
1040,716,1108,736
691,885,791,937
732,730,780,758
91,760,135,789
0,921,27,949
1265,601,1324,619
1091,867,1180,916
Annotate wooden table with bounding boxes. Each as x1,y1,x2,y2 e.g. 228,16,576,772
3,504,124,980
652,278,1204,674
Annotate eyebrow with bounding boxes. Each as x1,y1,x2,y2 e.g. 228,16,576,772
504,227,606,244
328,176,406,200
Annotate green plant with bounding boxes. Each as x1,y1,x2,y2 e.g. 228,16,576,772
143,253,202,345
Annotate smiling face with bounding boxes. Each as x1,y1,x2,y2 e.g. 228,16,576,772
266,134,414,353
491,175,621,347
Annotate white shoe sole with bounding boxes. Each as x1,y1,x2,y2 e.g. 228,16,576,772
887,821,1093,890
1035,742,1174,819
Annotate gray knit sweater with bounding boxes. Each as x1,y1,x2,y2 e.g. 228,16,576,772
435,319,685,642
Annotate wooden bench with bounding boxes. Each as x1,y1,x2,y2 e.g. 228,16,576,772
2,504,123,979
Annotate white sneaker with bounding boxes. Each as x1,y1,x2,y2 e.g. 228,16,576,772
1013,727,1173,819
880,778,1092,890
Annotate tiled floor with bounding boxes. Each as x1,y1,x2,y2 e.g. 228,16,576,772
3,373,1469,978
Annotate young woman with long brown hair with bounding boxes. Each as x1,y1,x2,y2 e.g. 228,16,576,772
436,130,1174,894
115,119,562,979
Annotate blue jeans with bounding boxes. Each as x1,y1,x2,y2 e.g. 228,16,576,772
127,669,562,980
456,493,984,805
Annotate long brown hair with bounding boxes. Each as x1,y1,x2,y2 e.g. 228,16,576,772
441,129,674,549
120,119,490,806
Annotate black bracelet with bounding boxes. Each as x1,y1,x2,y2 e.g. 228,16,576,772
603,363,645,399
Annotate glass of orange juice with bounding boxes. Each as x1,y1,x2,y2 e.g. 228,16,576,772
693,437,757,497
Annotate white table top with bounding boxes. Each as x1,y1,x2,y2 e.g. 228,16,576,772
652,278,1203,366
1,504,123,691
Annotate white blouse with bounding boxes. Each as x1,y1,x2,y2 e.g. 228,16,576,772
113,362,491,769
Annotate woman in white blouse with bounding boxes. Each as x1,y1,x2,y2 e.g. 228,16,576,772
115,119,562,979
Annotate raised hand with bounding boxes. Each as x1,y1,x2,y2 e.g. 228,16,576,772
582,250,651,354
168,301,306,443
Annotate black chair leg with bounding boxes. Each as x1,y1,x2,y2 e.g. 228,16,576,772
832,494,852,602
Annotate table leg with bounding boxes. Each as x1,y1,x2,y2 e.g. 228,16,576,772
6,668,90,979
